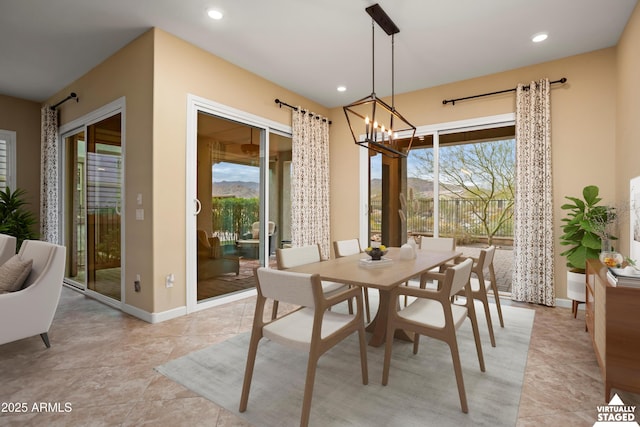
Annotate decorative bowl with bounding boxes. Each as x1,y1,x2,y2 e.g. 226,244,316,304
365,246,388,261
599,251,623,268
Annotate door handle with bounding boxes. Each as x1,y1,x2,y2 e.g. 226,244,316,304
194,198,201,215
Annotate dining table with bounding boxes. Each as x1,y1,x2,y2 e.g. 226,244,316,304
284,246,462,347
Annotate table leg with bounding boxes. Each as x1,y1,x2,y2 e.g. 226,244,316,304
366,288,414,347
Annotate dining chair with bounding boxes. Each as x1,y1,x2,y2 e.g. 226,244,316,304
453,246,504,347
240,267,368,427
333,238,371,323
403,236,456,306
382,258,485,414
273,244,351,319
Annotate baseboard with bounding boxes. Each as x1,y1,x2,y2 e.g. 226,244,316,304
121,303,187,323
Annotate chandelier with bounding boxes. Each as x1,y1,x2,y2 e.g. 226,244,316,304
343,3,416,158
240,127,259,157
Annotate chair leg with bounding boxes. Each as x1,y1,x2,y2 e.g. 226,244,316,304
467,301,486,372
381,323,397,386
300,354,320,427
363,288,371,323
481,296,496,347
40,333,51,348
412,333,421,354
357,327,369,385
239,332,262,413
448,338,469,413
403,281,409,307
490,280,505,327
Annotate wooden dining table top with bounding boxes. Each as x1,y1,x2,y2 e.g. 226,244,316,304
284,247,462,289
284,246,462,347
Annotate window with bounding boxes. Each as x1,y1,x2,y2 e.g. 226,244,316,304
0,130,16,191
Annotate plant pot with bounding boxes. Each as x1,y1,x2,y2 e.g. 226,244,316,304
566,270,586,302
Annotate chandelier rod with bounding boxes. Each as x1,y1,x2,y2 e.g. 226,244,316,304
371,19,375,96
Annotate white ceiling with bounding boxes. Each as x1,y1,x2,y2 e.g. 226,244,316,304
0,0,637,108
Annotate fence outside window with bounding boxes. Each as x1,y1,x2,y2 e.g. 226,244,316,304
371,198,514,242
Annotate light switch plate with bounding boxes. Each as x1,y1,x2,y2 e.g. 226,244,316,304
136,209,144,220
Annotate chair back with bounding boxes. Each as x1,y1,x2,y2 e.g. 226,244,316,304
480,246,496,271
447,258,473,297
0,234,17,265
420,237,455,251
333,239,361,257
197,229,211,258
256,267,318,307
276,244,321,269
18,240,66,290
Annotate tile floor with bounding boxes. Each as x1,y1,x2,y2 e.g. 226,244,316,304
0,287,638,426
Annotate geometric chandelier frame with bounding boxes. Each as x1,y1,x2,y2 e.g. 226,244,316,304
343,3,416,158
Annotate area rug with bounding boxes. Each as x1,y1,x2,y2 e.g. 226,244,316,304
156,302,534,427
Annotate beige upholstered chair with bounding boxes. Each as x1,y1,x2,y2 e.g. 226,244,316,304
418,236,456,252
197,229,239,279
0,233,17,265
273,244,350,319
453,246,504,347
240,267,368,427
404,236,456,305
382,258,485,414
0,240,66,348
333,238,371,323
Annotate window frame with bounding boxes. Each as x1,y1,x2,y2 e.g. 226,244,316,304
0,129,17,191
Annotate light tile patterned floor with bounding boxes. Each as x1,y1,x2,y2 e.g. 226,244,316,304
0,287,637,426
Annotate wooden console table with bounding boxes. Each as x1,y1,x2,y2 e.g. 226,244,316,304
585,258,640,401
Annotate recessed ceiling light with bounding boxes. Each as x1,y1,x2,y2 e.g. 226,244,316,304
532,33,548,43
207,9,223,20
337,86,347,92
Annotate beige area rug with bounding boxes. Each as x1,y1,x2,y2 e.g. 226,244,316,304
156,300,534,427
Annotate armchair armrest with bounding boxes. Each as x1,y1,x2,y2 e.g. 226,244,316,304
392,283,446,303
420,271,445,288
323,285,361,308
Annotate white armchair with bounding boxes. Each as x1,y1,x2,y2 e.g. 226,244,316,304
0,240,66,348
0,233,16,265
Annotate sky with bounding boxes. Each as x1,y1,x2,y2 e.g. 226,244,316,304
213,151,425,183
213,162,259,183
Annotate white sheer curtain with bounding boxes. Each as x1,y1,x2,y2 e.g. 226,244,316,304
291,108,331,258
40,106,59,243
511,78,555,306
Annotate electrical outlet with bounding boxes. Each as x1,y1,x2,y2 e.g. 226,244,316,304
134,274,141,292
165,273,175,288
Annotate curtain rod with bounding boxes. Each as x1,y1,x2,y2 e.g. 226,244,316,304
442,78,567,106
50,92,79,110
274,99,331,124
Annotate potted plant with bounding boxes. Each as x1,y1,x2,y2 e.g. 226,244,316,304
0,187,38,250
560,185,616,313
560,185,617,271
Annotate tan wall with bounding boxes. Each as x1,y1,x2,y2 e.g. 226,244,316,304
616,2,640,255
329,47,619,300
151,28,329,312
45,31,155,312
0,95,41,224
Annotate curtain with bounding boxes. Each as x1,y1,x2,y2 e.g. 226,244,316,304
511,78,555,306
291,108,331,258
40,106,59,243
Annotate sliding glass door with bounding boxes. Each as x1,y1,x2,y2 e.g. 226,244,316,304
63,113,123,301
